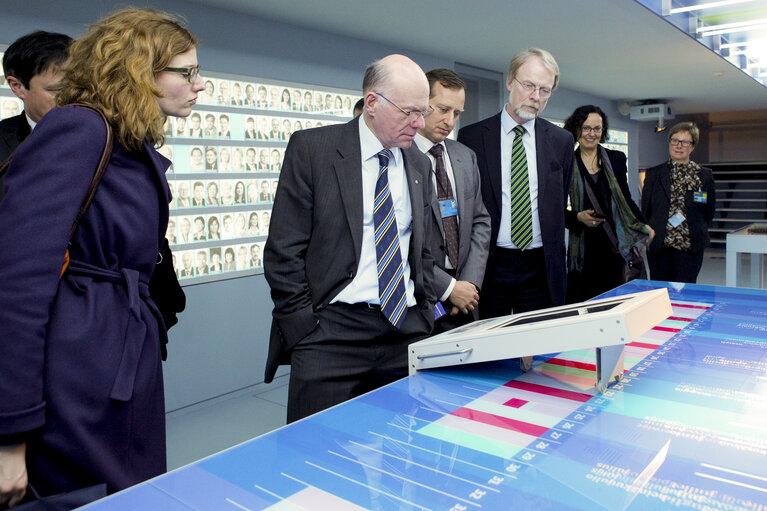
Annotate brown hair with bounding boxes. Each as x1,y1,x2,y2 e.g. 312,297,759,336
57,8,197,151
668,121,699,146
425,68,466,96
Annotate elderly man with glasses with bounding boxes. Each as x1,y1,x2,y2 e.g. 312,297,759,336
458,48,574,326
264,54,438,423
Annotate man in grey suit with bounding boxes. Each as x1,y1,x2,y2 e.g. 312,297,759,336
458,48,574,317
264,54,437,423
415,69,490,332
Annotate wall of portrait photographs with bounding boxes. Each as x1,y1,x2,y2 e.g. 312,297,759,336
164,73,358,285
0,57,360,285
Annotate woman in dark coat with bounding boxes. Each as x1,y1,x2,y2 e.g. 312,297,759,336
642,121,715,283
0,8,203,505
564,105,654,303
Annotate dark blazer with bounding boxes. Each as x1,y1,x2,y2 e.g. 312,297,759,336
426,138,491,315
0,106,170,493
263,116,437,382
641,161,716,253
458,112,574,306
0,111,31,202
565,146,645,231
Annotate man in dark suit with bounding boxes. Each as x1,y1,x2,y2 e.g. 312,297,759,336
458,48,574,318
415,69,490,332
0,31,71,201
264,54,437,423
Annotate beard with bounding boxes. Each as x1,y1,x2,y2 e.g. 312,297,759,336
513,103,540,120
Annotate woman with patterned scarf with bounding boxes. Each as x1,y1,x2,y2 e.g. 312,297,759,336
642,121,716,283
564,105,654,303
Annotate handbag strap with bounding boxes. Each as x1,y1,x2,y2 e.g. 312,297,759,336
581,170,620,252
66,103,114,244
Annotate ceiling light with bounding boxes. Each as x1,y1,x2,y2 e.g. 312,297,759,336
697,18,767,34
670,0,754,14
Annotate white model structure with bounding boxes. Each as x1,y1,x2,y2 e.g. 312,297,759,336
409,288,672,392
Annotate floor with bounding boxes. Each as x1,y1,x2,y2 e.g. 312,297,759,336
165,248,762,470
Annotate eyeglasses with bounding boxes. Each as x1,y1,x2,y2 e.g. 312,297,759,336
162,65,200,84
669,137,693,147
581,126,603,134
513,78,552,98
376,92,434,121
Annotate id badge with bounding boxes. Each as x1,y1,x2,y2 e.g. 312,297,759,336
694,191,707,203
668,211,685,228
440,199,458,218
434,301,447,320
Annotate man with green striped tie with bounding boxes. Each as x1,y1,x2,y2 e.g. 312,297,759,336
458,48,574,319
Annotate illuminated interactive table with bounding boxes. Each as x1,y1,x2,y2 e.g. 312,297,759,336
726,223,767,288
81,280,767,510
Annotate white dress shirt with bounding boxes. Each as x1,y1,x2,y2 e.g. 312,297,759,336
498,107,542,249
332,119,416,307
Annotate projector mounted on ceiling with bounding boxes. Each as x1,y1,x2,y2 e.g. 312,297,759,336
629,102,675,132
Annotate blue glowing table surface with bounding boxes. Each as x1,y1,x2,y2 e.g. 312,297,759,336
82,281,767,510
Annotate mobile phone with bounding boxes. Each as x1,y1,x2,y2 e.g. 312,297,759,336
592,212,605,219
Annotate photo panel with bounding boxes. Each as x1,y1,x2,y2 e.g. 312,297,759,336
204,145,218,171
291,87,303,112
258,178,273,203
268,85,281,110
218,112,231,139
244,115,257,139
177,249,196,278
195,247,210,275
235,243,250,270
268,116,282,141
249,241,264,268
201,77,216,105
157,145,174,171
219,245,234,271
270,147,283,172
190,179,207,207
256,83,269,109
244,147,258,171
188,111,204,138
206,179,220,206
202,112,218,138
220,212,235,239
209,247,223,273
191,213,207,241
302,89,314,112
1,97,22,120
230,81,244,106
207,213,222,241
246,210,260,236
260,209,271,235
174,115,189,137
233,211,248,238
175,179,192,209
244,82,256,107
256,115,270,141
231,147,246,172
271,178,280,199
245,179,259,204
218,146,232,172
257,147,271,170
292,118,304,134
165,216,178,244
216,78,230,106
219,179,235,206
232,180,247,205
189,145,205,172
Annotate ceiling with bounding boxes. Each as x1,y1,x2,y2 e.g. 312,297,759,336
187,0,767,115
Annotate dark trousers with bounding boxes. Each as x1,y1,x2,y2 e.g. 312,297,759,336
648,246,704,284
480,247,552,319
287,302,432,423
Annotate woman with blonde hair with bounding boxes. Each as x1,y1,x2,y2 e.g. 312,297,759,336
0,7,203,505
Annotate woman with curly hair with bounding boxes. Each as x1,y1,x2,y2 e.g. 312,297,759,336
0,7,203,505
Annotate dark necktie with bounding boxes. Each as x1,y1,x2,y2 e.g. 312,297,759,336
428,144,459,269
374,150,407,328
510,125,533,250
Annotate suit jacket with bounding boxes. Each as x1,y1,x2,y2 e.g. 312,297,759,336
0,111,32,202
641,161,716,253
426,138,491,315
458,112,574,306
263,116,437,382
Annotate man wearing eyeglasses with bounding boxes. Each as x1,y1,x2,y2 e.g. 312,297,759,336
458,48,574,321
264,54,437,423
415,68,490,332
